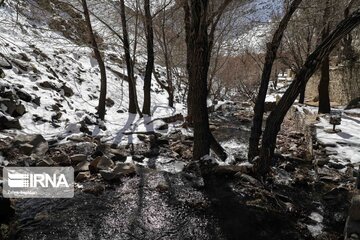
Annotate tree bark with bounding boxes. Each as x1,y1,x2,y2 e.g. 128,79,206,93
248,0,302,161
187,0,211,160
318,54,331,113
82,0,107,120
299,84,306,104
119,0,142,117
254,8,360,176
183,0,231,160
318,1,331,114
142,0,154,115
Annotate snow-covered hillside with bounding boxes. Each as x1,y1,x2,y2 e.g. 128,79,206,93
0,2,185,145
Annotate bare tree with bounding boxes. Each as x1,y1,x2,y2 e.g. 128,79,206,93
248,0,302,161
254,8,360,176
142,0,154,115
82,0,107,120
183,0,232,161
119,0,142,116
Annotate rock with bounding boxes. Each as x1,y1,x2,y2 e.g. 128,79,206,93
52,154,71,166
15,89,32,102
75,171,90,182
51,112,62,121
38,81,58,91
132,155,145,162
34,211,49,221
19,143,34,155
82,184,105,196
350,195,360,221
89,156,113,173
36,158,55,166
74,161,90,173
15,134,48,156
137,134,148,142
109,148,127,162
157,123,169,131
100,163,135,181
61,84,73,97
32,96,41,106
70,154,87,164
0,98,26,117
346,97,360,110
156,182,169,192
0,115,21,130
235,173,260,185
105,97,115,107
96,156,114,171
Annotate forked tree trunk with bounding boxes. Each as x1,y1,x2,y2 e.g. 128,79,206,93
82,0,107,120
119,0,142,117
183,0,231,161
248,0,302,161
142,0,154,115
254,8,360,176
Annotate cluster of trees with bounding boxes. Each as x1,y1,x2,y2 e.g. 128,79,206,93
4,0,360,177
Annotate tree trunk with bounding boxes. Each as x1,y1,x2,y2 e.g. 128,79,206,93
248,0,302,161
318,1,331,114
187,0,211,160
142,0,154,115
299,84,306,104
119,0,142,117
254,8,360,176
318,54,331,113
82,0,107,121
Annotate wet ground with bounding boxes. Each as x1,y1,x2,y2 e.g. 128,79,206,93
4,103,355,240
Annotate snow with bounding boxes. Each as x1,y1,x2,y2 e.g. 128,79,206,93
316,114,360,164
307,212,324,237
0,3,185,146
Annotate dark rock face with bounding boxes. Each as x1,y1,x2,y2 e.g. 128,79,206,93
346,97,360,110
